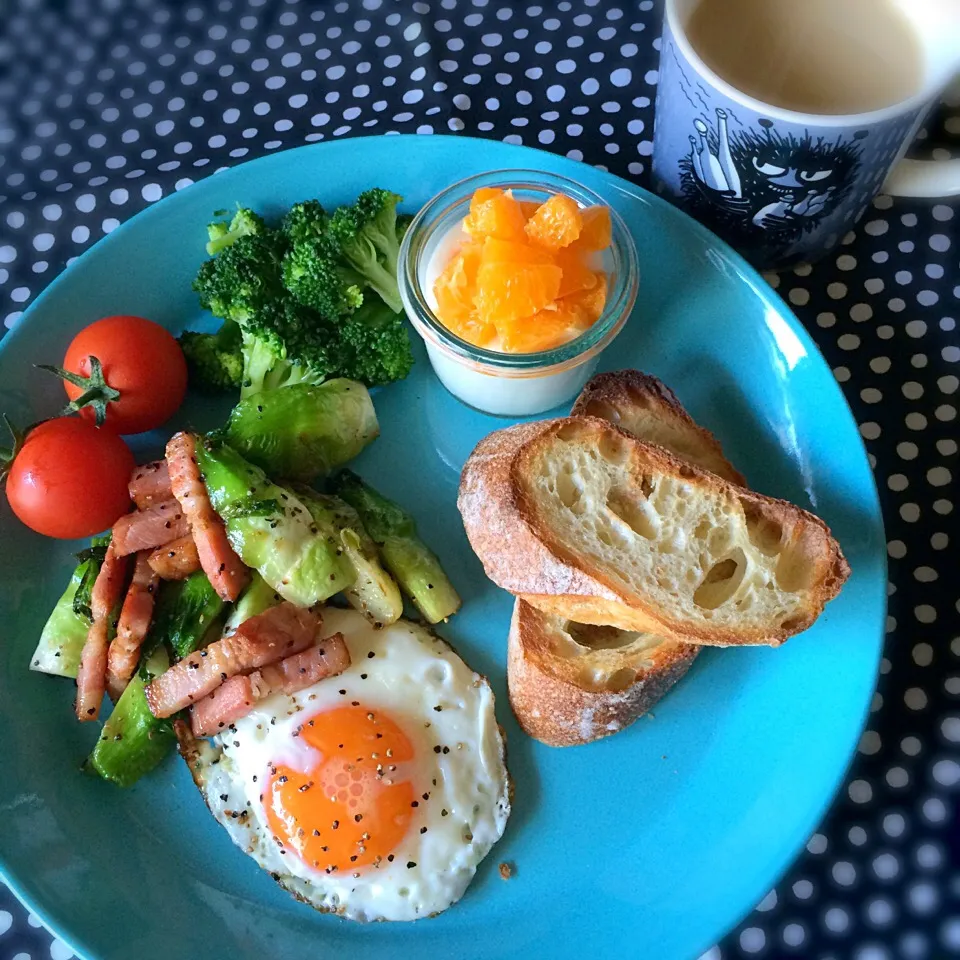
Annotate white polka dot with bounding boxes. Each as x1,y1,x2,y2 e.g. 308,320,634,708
908,881,939,915
610,67,631,87
0,911,10,936
754,889,777,912
739,927,765,953
50,939,75,960
873,852,900,879
782,923,806,947
913,644,933,667
832,861,856,885
859,730,881,754
807,833,828,854
824,906,850,933
886,765,910,787
922,797,946,822
933,758,960,786
867,898,894,926
848,779,872,803
792,879,814,899
915,842,942,868
33,233,54,252
849,826,868,846
141,183,162,202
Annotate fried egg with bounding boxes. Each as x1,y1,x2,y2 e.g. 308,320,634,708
189,607,511,921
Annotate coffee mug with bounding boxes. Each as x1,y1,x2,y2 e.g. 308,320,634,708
652,0,960,270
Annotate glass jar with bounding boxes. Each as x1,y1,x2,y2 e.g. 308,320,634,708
398,169,640,417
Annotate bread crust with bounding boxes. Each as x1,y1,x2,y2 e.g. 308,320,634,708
572,370,747,486
507,600,699,746
458,417,849,647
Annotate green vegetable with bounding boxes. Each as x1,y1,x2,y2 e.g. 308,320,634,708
148,571,226,662
396,212,414,245
225,572,283,634
178,321,244,393
283,236,365,322
89,646,176,788
326,189,404,313
185,193,414,398
225,378,379,482
31,535,110,678
333,471,461,623
196,439,355,606
205,206,267,256
337,298,414,388
294,487,403,627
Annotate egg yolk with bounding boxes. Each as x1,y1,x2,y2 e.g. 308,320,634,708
265,704,416,876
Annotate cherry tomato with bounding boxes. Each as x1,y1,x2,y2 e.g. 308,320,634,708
5,418,135,539
62,315,188,435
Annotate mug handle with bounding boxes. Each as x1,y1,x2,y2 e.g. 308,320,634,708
884,159,960,198
884,77,960,198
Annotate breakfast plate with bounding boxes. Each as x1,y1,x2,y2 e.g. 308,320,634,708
0,135,885,960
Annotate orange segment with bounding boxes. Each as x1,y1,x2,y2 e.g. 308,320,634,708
476,261,563,326
462,189,527,240
571,205,612,252
562,273,608,329
499,305,578,352
524,193,584,250
555,247,598,298
481,236,556,266
518,199,541,220
446,310,497,347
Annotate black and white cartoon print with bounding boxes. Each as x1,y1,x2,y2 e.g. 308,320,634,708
679,109,864,261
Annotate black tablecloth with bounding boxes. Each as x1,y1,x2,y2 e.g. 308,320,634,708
0,2,957,958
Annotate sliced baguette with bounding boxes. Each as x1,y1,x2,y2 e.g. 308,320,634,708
458,417,849,647
572,370,746,486
507,599,699,746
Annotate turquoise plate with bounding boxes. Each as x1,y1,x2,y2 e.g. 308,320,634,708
0,136,884,960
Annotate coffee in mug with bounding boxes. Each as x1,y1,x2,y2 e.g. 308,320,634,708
686,0,924,116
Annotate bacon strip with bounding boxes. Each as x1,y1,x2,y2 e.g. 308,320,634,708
112,499,191,557
76,543,130,721
147,535,201,580
129,460,173,510
166,432,249,602
105,552,160,700
190,634,350,736
144,601,319,718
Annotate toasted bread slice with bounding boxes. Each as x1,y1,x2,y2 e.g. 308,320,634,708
458,417,849,646
507,599,699,746
572,370,746,486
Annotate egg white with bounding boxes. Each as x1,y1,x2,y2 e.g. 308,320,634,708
190,608,511,922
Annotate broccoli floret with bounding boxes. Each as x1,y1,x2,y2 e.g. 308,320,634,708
240,300,343,397
192,229,289,324
282,237,365,321
326,189,404,313
179,322,244,392
338,299,414,386
205,206,266,256
281,199,329,245
396,213,414,245
189,194,415,397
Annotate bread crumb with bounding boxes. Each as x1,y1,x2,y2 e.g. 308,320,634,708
499,862,514,880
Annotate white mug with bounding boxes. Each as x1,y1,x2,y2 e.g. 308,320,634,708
652,0,960,268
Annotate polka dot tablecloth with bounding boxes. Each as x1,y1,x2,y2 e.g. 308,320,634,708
0,1,957,958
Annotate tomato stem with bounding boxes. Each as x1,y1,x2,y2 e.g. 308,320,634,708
37,355,121,427
0,414,27,486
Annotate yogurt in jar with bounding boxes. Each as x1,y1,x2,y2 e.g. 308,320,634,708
419,220,605,417
397,171,639,419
